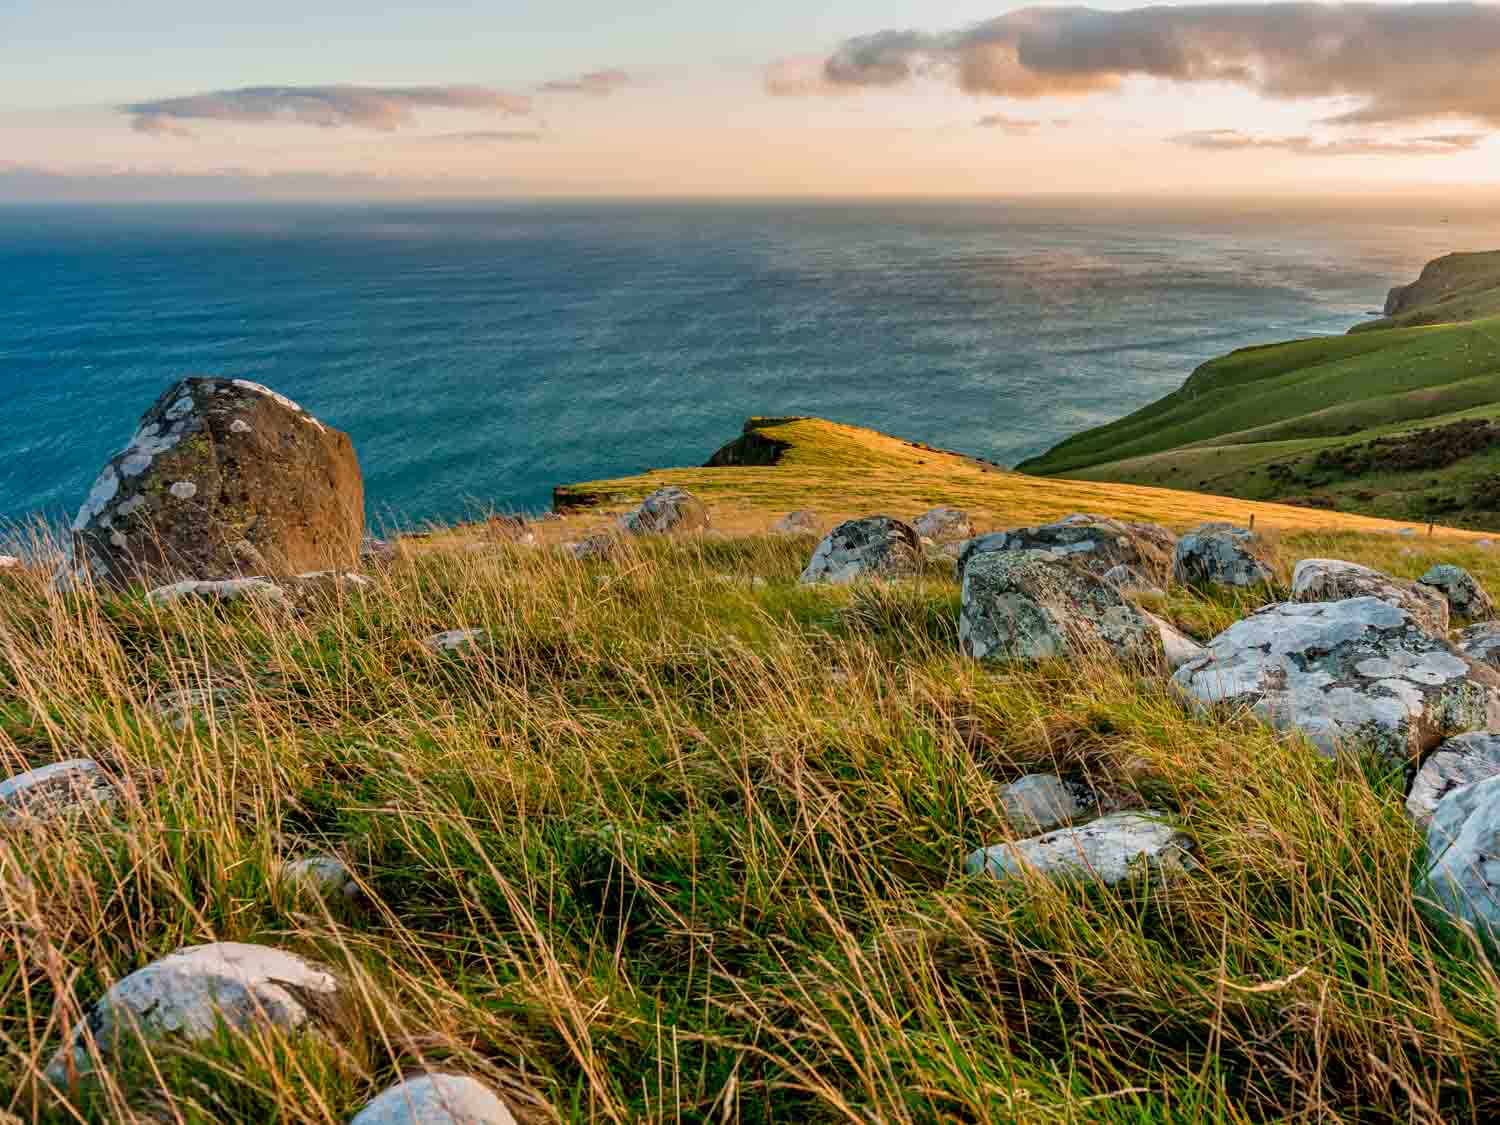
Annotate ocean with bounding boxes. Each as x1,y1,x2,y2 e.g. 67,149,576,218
4,199,1499,528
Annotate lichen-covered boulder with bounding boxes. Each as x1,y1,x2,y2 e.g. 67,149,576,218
619,486,709,535
800,517,922,584
145,577,288,608
773,510,822,536
1407,733,1500,827
71,378,363,589
1291,558,1448,635
1420,564,1496,622
1458,621,1500,670
998,774,1097,834
1419,773,1500,938
1,759,114,825
965,812,1196,886
45,943,346,1087
1173,524,1274,588
960,550,1157,665
350,1073,518,1125
1172,598,1500,764
958,514,1174,585
912,506,973,543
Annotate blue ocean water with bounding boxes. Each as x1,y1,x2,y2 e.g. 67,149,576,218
4,199,1499,527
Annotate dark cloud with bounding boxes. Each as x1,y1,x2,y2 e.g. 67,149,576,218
121,85,533,133
538,69,632,96
776,4,1500,126
976,113,1042,132
1173,128,1487,155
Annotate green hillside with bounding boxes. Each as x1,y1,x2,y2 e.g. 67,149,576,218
1019,251,1500,528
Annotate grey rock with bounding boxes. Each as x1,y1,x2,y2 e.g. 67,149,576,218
1458,621,1500,670
912,506,974,543
282,854,359,900
1,759,114,825
145,577,288,607
800,517,922,585
1419,774,1500,939
965,811,1196,886
957,513,1175,586
45,942,345,1087
773,510,822,536
619,486,709,536
1291,558,1449,635
1172,597,1500,764
1420,564,1496,622
1408,733,1500,827
350,1073,517,1125
422,629,487,656
1173,523,1274,588
998,774,1096,834
565,533,619,563
1141,610,1205,671
960,550,1156,666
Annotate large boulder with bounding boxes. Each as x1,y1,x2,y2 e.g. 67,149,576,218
1458,621,1500,670
912,506,974,543
619,486,708,535
1173,523,1274,588
1172,597,1500,764
1407,733,1500,827
1419,773,1500,939
960,550,1157,665
1291,558,1449,635
350,1073,518,1125
1420,564,1496,622
71,378,363,589
958,514,1174,585
45,942,346,1087
1,758,114,825
965,811,1196,886
800,517,922,584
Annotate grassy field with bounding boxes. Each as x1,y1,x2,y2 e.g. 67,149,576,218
1018,252,1500,528
8,452,1500,1120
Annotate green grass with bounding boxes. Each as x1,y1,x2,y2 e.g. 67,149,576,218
7,522,1500,1122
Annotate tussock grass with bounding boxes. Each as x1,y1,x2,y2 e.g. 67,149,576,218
2,526,1500,1122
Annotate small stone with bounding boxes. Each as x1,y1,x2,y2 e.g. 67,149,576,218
422,629,486,655
773,510,822,535
1420,564,1496,622
1,759,114,825
965,811,1196,886
44,943,346,1087
1173,524,1274,588
1407,733,1500,826
350,1073,517,1125
168,481,198,500
565,533,618,563
998,774,1095,834
146,578,287,607
281,854,359,900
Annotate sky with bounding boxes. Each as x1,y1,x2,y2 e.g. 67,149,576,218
7,0,1500,199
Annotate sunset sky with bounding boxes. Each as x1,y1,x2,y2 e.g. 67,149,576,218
7,1,1500,199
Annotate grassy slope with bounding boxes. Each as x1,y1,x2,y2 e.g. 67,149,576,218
9,518,1500,1122
1019,251,1500,528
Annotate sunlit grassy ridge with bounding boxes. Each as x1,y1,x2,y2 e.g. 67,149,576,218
7,506,1500,1120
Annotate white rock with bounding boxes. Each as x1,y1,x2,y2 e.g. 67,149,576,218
965,811,1196,886
146,578,287,607
1173,523,1274,588
45,943,344,1086
998,774,1095,834
800,517,922,585
1172,598,1500,764
422,629,487,655
1291,558,1448,635
1141,610,1205,671
1407,733,1500,827
1419,774,1500,939
1,759,113,825
350,1073,517,1125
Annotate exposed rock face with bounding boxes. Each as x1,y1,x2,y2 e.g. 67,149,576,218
912,506,973,543
965,812,1196,886
1,759,113,825
1407,733,1500,826
1419,773,1500,938
1173,524,1274,588
145,577,288,608
71,378,363,589
1141,610,1205,671
281,855,359,900
1172,598,1500,764
350,1073,518,1125
1420,564,1496,622
620,486,709,535
998,774,1096,834
773,510,822,535
423,629,487,655
1458,621,1500,670
958,514,1175,585
45,943,345,1087
1291,558,1449,635
960,550,1156,665
799,517,922,584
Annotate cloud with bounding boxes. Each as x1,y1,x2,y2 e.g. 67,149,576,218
764,55,850,96
121,85,533,134
976,113,1042,132
538,69,632,96
425,129,546,143
775,4,1500,126
1172,128,1487,155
